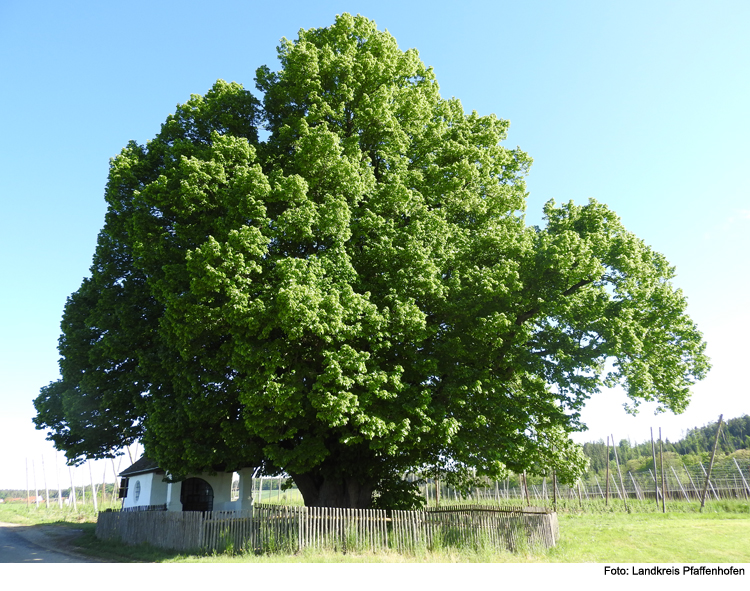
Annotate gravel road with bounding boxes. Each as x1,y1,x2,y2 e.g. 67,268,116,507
0,522,96,563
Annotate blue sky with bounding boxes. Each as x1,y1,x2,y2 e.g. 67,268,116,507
1,0,748,489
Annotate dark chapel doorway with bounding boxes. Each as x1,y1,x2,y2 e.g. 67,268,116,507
180,477,214,512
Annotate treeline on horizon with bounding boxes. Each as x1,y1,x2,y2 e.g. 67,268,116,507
581,414,750,475
0,482,119,502
3,415,748,498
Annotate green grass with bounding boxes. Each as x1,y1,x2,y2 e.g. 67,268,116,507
3,500,749,563
548,512,750,563
254,488,305,505
0,499,121,525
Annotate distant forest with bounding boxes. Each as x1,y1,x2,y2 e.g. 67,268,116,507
581,414,750,475
3,416,748,500
0,482,118,502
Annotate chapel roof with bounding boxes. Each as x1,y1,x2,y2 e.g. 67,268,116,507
119,456,163,477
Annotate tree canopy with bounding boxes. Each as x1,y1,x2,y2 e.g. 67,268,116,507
34,14,710,508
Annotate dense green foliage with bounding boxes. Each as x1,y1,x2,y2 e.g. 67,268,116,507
673,415,750,455
34,14,709,508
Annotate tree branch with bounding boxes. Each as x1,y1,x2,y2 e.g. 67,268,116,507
562,278,594,297
515,278,594,326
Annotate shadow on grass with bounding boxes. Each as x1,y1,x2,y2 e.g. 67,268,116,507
73,525,204,562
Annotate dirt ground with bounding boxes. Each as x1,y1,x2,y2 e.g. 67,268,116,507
0,521,98,562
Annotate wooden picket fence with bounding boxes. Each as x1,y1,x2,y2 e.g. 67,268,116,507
96,503,558,554
401,505,559,552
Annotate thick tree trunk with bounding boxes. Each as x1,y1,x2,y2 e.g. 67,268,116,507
290,471,374,508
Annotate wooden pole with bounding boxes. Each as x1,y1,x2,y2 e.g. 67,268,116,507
89,460,98,512
26,458,30,511
605,436,610,506
610,473,622,500
594,474,604,499
649,469,660,501
611,434,629,511
42,456,50,509
33,459,40,508
102,462,107,508
733,458,750,499
522,472,530,506
111,459,120,504
682,462,700,500
628,472,642,501
552,470,557,512
700,462,720,500
650,428,658,505
659,428,666,513
69,466,77,510
700,414,723,512
56,451,63,508
671,466,689,501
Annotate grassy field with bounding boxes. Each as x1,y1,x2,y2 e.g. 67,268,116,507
552,511,750,563
0,499,118,525
2,500,749,563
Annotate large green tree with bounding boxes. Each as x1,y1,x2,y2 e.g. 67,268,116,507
34,14,710,508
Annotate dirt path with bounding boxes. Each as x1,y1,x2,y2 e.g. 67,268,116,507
0,522,99,563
